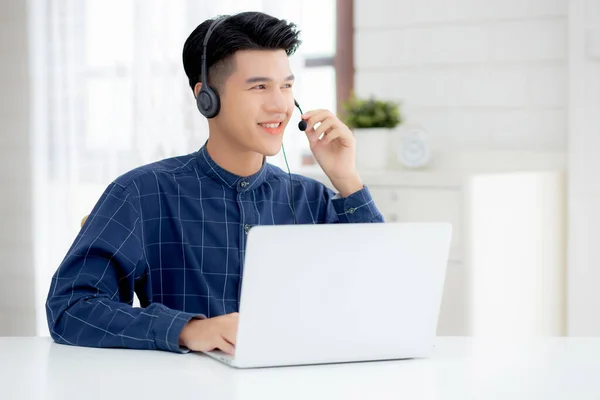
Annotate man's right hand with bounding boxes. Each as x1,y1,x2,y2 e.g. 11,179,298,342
178,312,239,355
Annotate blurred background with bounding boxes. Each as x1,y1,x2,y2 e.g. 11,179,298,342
0,0,598,339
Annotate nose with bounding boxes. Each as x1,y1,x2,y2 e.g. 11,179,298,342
264,89,289,114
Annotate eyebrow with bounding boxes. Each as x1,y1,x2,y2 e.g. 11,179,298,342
245,74,295,84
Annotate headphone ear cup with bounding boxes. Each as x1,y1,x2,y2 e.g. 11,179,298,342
196,85,220,118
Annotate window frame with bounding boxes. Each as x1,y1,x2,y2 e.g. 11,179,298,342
302,0,353,116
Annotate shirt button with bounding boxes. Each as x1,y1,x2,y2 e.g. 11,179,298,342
244,224,250,234
240,181,249,188
347,207,356,214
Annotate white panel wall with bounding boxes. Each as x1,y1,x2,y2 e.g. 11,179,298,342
567,0,600,336
0,0,36,335
353,0,569,336
354,0,569,153
468,171,566,337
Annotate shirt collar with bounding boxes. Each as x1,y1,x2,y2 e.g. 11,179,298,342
195,142,269,192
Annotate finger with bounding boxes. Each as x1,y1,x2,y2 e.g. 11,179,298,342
311,127,335,147
218,336,235,355
307,120,335,143
318,129,343,146
304,110,333,132
301,109,327,120
312,118,336,139
221,314,239,346
221,325,238,347
306,110,332,131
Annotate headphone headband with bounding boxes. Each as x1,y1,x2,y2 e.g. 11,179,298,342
201,16,228,89
197,16,228,118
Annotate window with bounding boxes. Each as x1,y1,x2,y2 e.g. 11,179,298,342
78,0,350,173
271,0,354,171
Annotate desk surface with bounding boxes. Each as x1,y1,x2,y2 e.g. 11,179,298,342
1,337,599,399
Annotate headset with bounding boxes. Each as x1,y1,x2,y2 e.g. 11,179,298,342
197,16,309,224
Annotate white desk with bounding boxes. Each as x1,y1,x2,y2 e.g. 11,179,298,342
1,337,599,399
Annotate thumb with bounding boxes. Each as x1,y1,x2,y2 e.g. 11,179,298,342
219,337,235,355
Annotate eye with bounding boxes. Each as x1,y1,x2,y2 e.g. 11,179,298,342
282,83,292,89
252,84,266,90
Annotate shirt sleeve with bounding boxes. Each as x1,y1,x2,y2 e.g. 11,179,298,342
328,185,385,223
45,181,202,353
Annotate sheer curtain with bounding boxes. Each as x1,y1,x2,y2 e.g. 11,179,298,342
33,0,313,335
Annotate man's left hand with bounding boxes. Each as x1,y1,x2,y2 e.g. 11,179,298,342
301,109,363,198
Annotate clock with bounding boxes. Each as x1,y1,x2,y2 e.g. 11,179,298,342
397,126,430,169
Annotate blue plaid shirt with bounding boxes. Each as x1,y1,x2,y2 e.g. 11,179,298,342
46,144,384,353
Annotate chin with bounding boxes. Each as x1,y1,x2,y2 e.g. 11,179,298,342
259,145,282,158
252,137,284,158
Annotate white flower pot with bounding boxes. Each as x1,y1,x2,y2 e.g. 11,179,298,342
353,128,393,171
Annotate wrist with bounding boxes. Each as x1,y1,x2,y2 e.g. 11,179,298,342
179,321,192,347
178,317,204,347
331,174,363,198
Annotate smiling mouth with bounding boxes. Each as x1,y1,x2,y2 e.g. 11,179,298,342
258,122,284,135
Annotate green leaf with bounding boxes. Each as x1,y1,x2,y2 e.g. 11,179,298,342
341,92,402,129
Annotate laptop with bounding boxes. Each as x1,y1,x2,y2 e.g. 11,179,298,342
203,222,452,368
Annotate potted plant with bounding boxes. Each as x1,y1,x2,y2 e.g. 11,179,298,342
342,93,402,171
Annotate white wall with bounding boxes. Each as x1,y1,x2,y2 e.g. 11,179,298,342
354,0,568,154
567,0,600,336
0,0,36,335
353,0,570,337
467,171,566,337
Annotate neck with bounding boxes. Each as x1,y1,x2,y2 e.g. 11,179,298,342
205,134,265,177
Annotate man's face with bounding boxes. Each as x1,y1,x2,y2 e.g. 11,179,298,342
212,49,296,157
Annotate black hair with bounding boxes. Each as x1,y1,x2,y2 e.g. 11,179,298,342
182,11,302,93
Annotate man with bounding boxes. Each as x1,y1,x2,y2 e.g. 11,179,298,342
46,11,384,355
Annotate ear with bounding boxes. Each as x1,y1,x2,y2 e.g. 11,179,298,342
194,82,203,98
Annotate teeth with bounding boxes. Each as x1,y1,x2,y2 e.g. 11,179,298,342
260,123,280,128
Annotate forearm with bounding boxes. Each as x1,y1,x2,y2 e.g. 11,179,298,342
47,292,198,352
46,182,200,352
